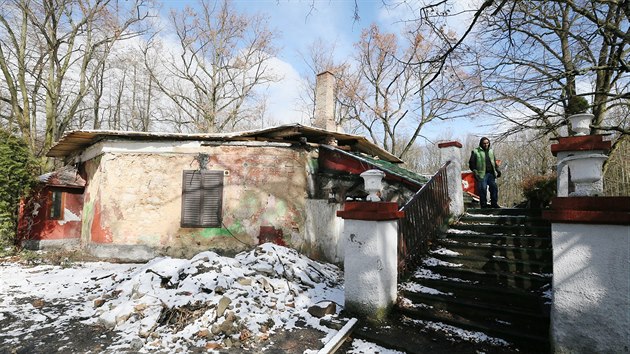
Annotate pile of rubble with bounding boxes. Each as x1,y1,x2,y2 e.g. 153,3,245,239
89,243,343,352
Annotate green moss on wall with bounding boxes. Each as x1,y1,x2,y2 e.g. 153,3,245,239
197,221,245,239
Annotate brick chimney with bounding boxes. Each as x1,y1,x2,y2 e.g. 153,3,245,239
314,71,337,132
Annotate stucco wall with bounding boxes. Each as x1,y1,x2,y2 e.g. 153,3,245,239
81,143,313,259
305,200,344,264
551,223,630,353
343,218,398,320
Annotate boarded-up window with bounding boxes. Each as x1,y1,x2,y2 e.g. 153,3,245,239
181,170,224,228
49,190,64,220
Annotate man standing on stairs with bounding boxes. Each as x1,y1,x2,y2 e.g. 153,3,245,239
469,137,502,208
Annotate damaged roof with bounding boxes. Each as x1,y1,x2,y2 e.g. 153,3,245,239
38,166,86,189
319,145,428,188
46,124,403,163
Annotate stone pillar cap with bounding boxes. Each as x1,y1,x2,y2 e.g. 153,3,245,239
337,201,404,221
551,135,611,156
438,141,463,149
542,197,630,225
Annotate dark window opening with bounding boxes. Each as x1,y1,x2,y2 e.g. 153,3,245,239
181,170,224,228
50,190,64,220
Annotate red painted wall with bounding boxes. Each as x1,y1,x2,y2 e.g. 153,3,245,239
18,187,84,242
319,148,421,190
461,172,478,197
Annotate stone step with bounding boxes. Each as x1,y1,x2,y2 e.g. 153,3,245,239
420,264,551,291
440,232,551,248
396,305,550,352
466,208,543,217
433,240,552,260
458,214,549,227
429,253,553,274
449,223,551,237
405,277,549,312
400,290,549,334
324,315,514,354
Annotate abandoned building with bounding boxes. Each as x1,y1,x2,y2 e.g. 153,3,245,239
19,72,427,263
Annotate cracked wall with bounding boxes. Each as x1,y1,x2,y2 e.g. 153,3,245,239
81,144,313,259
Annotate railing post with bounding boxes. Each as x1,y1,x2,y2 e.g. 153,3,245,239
438,141,463,217
336,170,404,322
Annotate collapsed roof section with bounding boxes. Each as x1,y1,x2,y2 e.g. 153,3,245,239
37,166,86,189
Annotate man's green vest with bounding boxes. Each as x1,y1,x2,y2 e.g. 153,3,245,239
472,147,496,180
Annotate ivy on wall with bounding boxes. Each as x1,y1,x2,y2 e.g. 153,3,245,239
0,130,39,251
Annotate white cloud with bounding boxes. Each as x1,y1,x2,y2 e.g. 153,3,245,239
260,56,309,125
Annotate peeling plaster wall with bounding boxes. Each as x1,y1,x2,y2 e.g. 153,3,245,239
19,187,83,250
80,143,312,259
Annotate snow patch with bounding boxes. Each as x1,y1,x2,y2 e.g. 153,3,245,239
422,257,463,268
400,283,452,296
408,318,511,346
87,244,344,352
412,268,472,283
430,247,461,256
346,338,406,354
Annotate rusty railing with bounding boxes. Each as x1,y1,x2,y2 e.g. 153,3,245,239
398,161,451,277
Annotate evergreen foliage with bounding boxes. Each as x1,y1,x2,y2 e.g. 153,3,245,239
566,96,590,115
0,130,39,252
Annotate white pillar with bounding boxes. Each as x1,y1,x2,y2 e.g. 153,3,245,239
543,197,630,353
438,141,464,217
544,135,630,353
337,202,403,321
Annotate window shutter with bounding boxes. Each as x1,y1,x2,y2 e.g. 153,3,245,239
200,171,223,226
181,170,223,227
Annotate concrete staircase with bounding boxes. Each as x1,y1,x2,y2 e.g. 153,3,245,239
396,208,552,352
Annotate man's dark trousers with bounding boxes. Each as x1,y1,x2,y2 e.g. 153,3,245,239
477,172,498,208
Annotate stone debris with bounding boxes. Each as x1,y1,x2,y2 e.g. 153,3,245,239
88,243,342,352
307,302,337,318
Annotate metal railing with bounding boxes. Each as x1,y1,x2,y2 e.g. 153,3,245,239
398,161,451,277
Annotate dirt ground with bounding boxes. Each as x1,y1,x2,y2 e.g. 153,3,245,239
0,307,521,354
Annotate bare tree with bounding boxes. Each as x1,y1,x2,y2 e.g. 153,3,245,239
93,46,158,132
143,0,279,133
469,1,628,138
296,38,357,132
340,24,472,159
0,0,44,151
0,0,151,159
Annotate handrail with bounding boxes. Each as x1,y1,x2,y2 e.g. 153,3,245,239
397,161,451,277
400,160,451,212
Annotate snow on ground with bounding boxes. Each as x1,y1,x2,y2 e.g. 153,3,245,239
413,268,473,283
0,243,512,353
400,282,453,296
0,261,139,326
446,228,484,235
422,256,463,268
0,244,349,353
345,339,405,354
